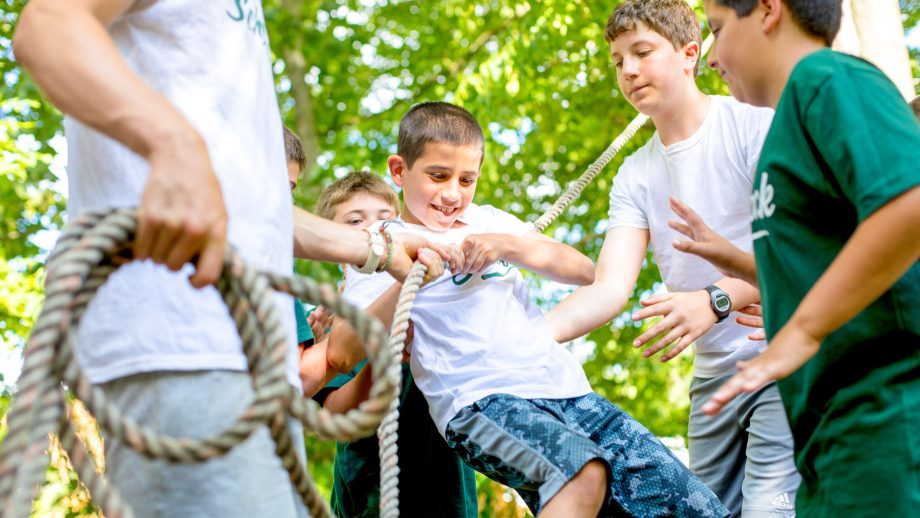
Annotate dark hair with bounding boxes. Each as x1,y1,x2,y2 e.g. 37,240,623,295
712,0,841,46
397,102,484,168
315,170,400,220
605,0,703,74
910,96,920,123
283,125,306,171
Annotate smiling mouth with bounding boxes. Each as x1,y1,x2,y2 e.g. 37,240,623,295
431,203,459,216
630,85,648,96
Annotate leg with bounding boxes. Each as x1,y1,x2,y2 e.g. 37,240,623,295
102,370,308,518
736,383,799,517
444,394,612,516
563,393,729,518
539,459,607,518
688,375,747,517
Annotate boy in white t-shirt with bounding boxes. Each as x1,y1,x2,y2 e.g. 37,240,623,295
545,1,798,515
332,101,727,517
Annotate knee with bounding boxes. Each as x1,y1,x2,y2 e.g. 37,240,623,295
572,459,608,502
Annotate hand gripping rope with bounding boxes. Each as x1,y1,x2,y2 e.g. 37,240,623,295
1,34,714,518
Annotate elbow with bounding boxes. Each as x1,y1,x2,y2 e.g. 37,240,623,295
13,1,67,69
575,259,596,286
326,338,362,374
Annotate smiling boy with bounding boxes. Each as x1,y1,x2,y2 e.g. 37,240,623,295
333,101,728,517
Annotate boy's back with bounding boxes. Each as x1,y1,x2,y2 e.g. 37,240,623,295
344,203,592,434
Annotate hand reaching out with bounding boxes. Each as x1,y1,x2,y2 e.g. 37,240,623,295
631,290,718,362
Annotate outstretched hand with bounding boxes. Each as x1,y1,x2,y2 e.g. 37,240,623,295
702,321,820,416
668,197,758,285
135,137,227,288
631,290,717,362
736,304,766,341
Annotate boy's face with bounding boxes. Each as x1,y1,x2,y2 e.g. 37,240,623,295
609,23,697,116
287,161,301,191
389,142,481,232
704,0,769,106
331,193,397,230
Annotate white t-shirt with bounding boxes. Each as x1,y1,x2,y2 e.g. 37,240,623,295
607,96,773,378
65,0,298,386
344,204,593,435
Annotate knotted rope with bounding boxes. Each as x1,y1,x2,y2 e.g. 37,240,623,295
0,208,401,518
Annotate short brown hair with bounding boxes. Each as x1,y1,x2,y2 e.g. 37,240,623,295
315,170,400,220
397,102,484,168
911,96,920,124
283,125,306,171
605,0,703,74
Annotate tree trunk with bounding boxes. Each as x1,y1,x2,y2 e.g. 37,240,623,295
835,0,914,100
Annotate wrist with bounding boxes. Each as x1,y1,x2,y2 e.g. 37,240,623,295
704,285,732,323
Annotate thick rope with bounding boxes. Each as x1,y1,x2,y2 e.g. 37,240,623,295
0,209,400,518
1,36,722,509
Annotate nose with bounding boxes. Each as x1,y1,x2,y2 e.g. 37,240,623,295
707,41,719,70
622,56,639,78
441,181,461,204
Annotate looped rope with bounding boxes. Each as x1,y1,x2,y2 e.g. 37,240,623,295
0,208,401,518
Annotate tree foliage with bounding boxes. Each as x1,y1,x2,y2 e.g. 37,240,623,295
1,0,918,516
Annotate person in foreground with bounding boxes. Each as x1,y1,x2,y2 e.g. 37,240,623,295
673,0,920,515
332,101,728,517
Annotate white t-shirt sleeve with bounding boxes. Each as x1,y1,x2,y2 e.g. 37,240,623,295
606,157,649,232
741,105,775,182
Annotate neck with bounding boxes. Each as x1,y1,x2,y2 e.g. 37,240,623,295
653,88,711,146
763,36,827,108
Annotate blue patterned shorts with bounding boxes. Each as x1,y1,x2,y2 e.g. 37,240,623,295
445,393,728,517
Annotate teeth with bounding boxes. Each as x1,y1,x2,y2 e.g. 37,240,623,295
432,204,456,215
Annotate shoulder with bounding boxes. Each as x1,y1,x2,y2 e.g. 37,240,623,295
789,49,887,103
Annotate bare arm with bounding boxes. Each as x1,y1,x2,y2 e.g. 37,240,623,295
14,0,226,287
544,227,649,343
705,186,920,415
321,366,374,414
326,282,403,373
458,232,595,285
668,197,759,285
293,207,456,283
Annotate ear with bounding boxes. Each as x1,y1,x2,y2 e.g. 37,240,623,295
387,155,406,187
760,0,782,34
681,40,701,76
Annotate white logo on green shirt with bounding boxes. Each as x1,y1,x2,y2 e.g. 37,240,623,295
751,172,776,221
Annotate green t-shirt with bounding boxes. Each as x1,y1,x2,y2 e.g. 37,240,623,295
753,48,920,461
330,363,478,518
294,299,315,346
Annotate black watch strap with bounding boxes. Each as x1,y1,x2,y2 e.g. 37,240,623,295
704,285,732,323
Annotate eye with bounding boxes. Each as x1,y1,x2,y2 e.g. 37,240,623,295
637,49,651,58
460,177,476,186
347,218,364,226
614,60,623,69
428,172,446,181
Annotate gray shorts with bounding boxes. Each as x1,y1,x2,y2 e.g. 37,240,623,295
101,370,310,518
689,375,800,517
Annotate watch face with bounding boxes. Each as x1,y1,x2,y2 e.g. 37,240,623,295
715,294,731,312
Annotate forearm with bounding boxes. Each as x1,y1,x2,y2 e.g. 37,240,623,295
326,282,402,373
322,366,374,414
14,1,200,159
503,233,595,285
788,187,920,340
299,339,339,397
714,277,760,311
545,282,631,343
292,206,369,264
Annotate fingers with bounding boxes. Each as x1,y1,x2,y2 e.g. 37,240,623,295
701,360,771,416
164,219,208,271
639,326,684,358
669,196,705,229
639,293,671,307
736,315,764,329
748,330,767,341
632,317,673,348
659,334,693,362
738,304,763,317
632,300,671,321
417,247,444,282
667,219,693,238
188,230,224,288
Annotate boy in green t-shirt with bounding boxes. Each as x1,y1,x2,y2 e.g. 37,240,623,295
299,171,477,518
670,0,920,515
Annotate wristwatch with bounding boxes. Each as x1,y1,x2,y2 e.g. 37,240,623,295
704,285,732,323
354,228,386,274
